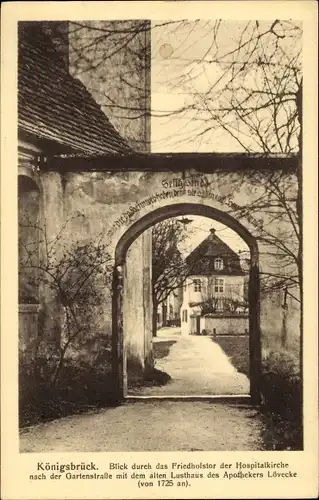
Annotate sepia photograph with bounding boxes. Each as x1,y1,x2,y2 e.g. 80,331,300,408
1,2,318,499
17,17,303,453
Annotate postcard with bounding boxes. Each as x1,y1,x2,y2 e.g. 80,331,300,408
1,1,318,499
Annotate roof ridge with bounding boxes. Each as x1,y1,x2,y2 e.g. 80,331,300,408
186,231,239,262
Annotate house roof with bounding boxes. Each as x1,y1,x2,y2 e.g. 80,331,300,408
18,25,133,156
186,229,245,276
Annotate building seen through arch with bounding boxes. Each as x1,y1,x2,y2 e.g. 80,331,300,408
17,20,301,422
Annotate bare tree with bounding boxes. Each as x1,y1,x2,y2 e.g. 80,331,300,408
160,20,302,343
178,21,301,154
152,218,188,335
19,213,113,385
164,20,302,310
199,281,248,315
49,20,302,341
65,20,301,151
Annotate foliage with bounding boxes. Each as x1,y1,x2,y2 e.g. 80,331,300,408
200,296,248,314
152,340,177,360
19,22,304,430
19,352,116,427
212,335,249,376
220,169,301,302
260,349,302,450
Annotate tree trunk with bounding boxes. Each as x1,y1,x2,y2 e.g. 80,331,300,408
281,287,288,348
152,301,158,337
51,344,68,387
296,80,303,375
296,79,303,448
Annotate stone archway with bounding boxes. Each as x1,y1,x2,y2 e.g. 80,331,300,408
112,203,261,404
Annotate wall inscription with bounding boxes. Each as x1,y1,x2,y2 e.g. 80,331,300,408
106,178,264,240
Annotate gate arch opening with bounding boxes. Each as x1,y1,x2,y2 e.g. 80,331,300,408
112,203,261,404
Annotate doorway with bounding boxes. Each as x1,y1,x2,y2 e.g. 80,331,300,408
112,203,261,403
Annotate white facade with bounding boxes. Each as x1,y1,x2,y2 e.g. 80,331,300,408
157,288,183,328
180,274,246,335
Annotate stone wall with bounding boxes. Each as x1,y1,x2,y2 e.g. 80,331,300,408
19,304,41,361
124,231,153,387
18,161,301,392
261,289,300,356
200,314,249,336
55,166,300,343
18,175,41,304
68,21,151,152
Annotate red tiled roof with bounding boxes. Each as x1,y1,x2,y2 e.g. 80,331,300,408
18,26,133,156
186,230,245,276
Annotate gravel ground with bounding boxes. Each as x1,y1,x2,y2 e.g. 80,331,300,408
130,333,250,396
20,400,265,452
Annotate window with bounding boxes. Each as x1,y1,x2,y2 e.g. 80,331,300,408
214,257,224,271
182,310,188,322
214,278,224,294
193,279,202,292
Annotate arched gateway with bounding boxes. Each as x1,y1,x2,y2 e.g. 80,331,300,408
112,203,261,404
19,151,297,412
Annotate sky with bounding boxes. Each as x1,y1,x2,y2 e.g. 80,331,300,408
150,19,301,153
68,20,300,250
149,21,265,250
69,19,301,154
150,21,259,249
151,20,235,152
151,20,248,152
174,216,249,256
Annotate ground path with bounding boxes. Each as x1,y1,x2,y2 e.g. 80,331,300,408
20,400,264,452
129,328,250,396
20,329,260,453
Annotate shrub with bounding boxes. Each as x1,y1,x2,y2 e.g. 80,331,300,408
260,349,302,450
19,355,117,427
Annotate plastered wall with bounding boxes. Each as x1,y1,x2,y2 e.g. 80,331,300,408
19,165,300,369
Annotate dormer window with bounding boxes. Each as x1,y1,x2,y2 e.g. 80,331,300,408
214,257,224,271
